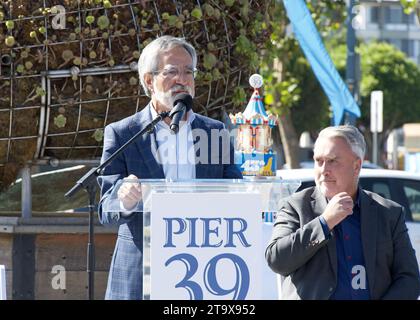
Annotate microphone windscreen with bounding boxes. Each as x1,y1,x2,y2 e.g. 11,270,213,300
173,93,193,112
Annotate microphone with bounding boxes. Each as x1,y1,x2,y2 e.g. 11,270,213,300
169,93,193,134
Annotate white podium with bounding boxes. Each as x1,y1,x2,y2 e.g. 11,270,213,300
104,178,300,300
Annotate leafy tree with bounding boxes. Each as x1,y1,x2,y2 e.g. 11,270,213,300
258,0,420,168
260,0,346,168
400,0,420,15
331,41,420,163
359,43,420,130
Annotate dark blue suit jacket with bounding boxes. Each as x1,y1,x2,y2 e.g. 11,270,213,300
97,104,242,299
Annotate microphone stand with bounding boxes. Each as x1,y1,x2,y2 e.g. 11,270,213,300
65,111,170,300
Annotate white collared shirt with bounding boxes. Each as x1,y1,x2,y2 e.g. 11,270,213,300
150,104,196,180
119,104,197,214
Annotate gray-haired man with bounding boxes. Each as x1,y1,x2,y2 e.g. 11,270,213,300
98,35,242,300
266,125,420,299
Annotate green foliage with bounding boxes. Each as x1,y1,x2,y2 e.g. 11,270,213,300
5,20,14,30
62,50,74,61
86,15,95,24
224,0,235,7
89,51,97,59
191,7,203,20
235,34,258,69
73,57,82,65
16,64,25,73
36,87,45,97
399,0,418,14
54,114,67,128
103,0,112,9
259,0,345,134
92,129,104,142
4,35,15,47
264,77,301,113
359,42,420,131
203,3,215,17
129,76,138,85
25,61,33,70
97,15,110,30
331,41,420,132
203,53,217,70
232,87,247,107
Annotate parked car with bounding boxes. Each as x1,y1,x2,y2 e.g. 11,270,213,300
275,168,420,273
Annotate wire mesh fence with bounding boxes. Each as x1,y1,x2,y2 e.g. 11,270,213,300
0,0,272,189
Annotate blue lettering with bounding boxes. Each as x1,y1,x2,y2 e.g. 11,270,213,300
187,218,199,248
225,218,250,248
163,217,250,248
163,218,186,248
202,218,223,248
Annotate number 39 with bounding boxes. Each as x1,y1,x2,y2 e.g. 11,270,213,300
165,253,250,300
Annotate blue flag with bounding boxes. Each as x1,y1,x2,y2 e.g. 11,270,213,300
282,0,361,126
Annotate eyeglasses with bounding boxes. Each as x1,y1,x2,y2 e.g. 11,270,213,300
152,66,198,79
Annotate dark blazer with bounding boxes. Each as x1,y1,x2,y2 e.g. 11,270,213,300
266,186,420,300
97,104,242,300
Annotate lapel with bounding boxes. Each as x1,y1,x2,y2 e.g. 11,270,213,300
191,116,208,178
360,190,377,295
311,187,337,281
128,104,165,178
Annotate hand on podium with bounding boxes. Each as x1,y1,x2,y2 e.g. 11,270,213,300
117,174,142,211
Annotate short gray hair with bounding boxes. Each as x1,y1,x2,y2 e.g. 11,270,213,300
315,125,366,160
137,35,197,97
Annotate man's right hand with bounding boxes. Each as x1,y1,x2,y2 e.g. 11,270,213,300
321,192,354,231
117,174,142,211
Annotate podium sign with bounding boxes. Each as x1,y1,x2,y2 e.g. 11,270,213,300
102,178,300,300
150,192,262,300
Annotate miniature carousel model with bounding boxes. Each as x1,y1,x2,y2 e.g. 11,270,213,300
230,74,278,176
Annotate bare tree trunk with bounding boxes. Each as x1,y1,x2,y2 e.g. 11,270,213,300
272,58,301,169
278,112,301,169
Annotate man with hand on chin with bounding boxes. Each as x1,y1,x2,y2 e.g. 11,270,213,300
98,35,242,300
266,125,420,299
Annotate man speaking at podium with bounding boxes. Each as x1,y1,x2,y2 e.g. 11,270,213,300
98,35,242,300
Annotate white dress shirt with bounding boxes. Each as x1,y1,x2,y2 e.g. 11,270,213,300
150,104,196,180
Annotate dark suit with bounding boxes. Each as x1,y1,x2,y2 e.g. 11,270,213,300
266,186,420,300
98,104,242,299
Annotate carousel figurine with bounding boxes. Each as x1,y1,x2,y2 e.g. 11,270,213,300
229,74,279,176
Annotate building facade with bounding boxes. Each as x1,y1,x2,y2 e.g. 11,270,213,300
357,0,420,65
